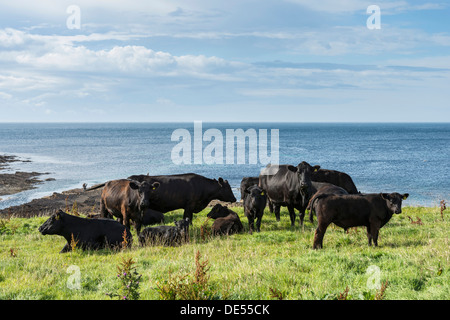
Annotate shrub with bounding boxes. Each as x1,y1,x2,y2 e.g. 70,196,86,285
107,257,142,300
155,250,226,300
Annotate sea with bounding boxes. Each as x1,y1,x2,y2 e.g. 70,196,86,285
0,122,449,209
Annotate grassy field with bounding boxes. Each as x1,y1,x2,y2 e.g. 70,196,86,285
0,206,448,300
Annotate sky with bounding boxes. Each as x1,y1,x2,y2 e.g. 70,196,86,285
0,0,449,122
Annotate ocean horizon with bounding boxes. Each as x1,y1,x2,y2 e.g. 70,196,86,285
1,122,449,209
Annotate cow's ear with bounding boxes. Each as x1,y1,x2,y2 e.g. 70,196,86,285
402,193,409,200
260,191,265,196
287,165,298,172
152,182,160,190
380,193,389,200
129,181,140,190
313,165,320,172
55,211,62,220
218,177,224,186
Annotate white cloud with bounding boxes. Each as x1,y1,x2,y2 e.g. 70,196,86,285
284,0,447,14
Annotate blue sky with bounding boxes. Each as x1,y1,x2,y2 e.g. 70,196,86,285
0,0,449,122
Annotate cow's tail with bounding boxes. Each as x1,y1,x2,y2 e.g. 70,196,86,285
307,193,331,222
85,182,106,191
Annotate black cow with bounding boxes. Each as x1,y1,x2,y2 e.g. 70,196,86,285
240,177,259,201
142,208,165,226
38,210,132,253
311,168,358,194
211,213,244,236
139,218,190,246
99,179,160,236
307,184,349,222
128,173,236,223
207,203,236,219
243,185,267,234
312,192,409,249
259,162,325,227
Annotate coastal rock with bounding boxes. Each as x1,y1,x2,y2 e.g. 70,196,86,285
0,155,52,197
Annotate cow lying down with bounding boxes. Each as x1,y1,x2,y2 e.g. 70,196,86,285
139,218,190,246
311,192,409,249
39,210,132,253
207,204,244,236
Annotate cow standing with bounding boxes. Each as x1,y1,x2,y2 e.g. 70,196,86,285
312,192,409,249
128,173,236,224
311,168,358,194
307,184,349,222
240,177,259,201
261,162,359,226
243,185,267,234
259,162,324,227
100,179,160,236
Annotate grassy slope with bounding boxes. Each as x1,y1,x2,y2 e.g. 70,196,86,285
0,206,448,300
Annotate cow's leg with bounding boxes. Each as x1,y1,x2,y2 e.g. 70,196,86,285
247,214,255,235
287,205,296,227
268,199,274,213
183,208,194,225
366,225,373,246
274,205,281,222
121,205,132,232
255,215,262,232
298,208,306,228
60,243,72,253
135,219,142,237
313,220,330,249
369,223,380,247
100,199,112,219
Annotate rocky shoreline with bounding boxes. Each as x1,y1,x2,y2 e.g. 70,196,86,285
0,155,55,197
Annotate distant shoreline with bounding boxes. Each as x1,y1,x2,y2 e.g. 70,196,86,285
0,155,53,198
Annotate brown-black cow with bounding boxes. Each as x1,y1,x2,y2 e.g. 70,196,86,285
312,192,409,249
207,203,235,219
211,212,244,236
100,179,160,236
307,184,349,223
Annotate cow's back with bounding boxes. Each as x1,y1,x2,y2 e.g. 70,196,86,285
312,169,358,194
102,180,136,211
317,194,383,227
259,165,300,205
128,173,209,212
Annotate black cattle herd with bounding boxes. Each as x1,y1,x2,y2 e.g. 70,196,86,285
38,161,409,252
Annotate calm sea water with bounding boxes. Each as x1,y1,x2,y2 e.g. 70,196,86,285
1,122,449,209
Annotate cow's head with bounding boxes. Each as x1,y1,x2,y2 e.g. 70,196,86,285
216,177,237,203
288,161,320,201
207,203,229,219
381,193,409,214
175,217,190,242
175,218,190,232
39,210,66,235
129,180,160,211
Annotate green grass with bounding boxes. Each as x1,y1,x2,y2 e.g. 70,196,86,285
0,206,448,300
